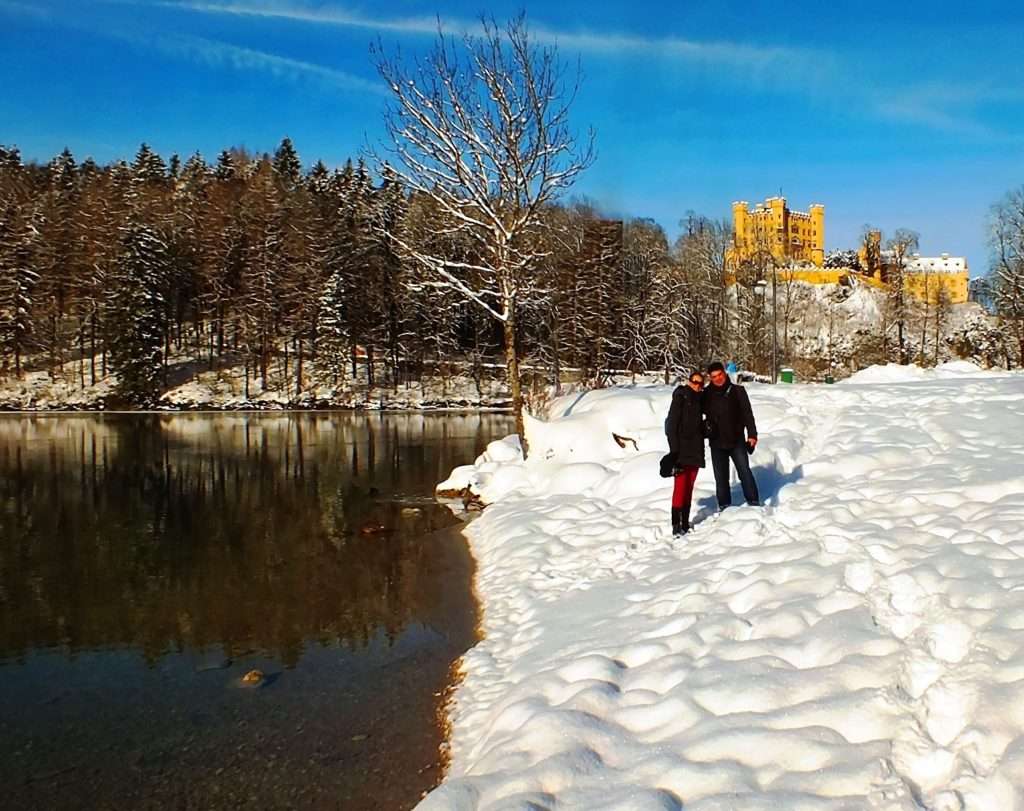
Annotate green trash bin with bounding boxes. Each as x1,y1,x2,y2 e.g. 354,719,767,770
780,367,795,384
824,374,835,384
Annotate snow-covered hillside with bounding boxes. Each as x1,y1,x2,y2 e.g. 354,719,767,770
428,363,1024,809
751,279,992,377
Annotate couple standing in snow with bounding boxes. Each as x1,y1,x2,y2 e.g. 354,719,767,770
665,361,760,536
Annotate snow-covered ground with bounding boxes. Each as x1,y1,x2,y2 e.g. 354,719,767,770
428,362,1024,809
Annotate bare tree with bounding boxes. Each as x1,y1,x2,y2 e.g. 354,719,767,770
933,287,952,365
885,228,919,364
674,214,730,366
621,218,669,381
990,186,1024,366
371,14,594,445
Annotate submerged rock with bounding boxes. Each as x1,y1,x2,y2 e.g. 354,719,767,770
240,669,264,687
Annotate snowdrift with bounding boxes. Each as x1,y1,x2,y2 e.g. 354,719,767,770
428,365,1024,810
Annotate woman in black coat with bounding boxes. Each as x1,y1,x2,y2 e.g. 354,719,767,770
665,370,708,536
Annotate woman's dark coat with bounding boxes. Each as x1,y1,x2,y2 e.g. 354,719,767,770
666,385,707,469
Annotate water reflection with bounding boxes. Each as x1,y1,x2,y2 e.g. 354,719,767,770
0,412,512,810
0,413,504,666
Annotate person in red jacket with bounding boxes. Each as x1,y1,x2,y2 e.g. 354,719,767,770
665,370,708,536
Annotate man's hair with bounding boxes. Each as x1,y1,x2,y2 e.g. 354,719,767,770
707,361,725,374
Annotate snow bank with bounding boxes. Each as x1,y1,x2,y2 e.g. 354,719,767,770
840,360,1009,386
425,367,1024,809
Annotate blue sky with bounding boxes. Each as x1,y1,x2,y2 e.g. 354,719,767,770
3,1,1024,275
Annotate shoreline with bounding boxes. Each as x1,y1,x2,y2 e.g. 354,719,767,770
0,403,515,415
432,513,487,790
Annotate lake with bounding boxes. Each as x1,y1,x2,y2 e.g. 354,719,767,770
0,411,513,810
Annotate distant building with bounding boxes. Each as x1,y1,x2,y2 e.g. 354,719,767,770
727,197,825,269
858,230,969,304
726,203,969,305
904,254,970,304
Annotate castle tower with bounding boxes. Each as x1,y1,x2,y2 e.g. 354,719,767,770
768,197,787,263
809,204,825,267
732,201,748,249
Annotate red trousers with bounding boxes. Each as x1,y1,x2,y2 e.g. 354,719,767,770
672,465,699,509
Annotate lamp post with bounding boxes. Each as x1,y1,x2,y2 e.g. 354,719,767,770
753,278,768,379
770,261,778,384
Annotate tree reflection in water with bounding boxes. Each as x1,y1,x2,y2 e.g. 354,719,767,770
0,413,503,666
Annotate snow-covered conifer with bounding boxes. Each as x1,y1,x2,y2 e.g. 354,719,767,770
107,225,169,404
272,137,302,188
0,201,41,377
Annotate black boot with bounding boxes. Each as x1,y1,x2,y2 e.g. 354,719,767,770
671,507,687,537
680,502,691,535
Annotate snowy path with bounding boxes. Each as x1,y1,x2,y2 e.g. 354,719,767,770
425,366,1024,810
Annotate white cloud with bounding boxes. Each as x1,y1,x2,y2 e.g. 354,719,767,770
149,32,385,94
77,1,1024,138
156,0,442,34
869,81,1024,140
155,0,818,75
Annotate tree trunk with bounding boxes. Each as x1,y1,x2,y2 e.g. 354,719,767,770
260,333,269,388
282,339,290,394
79,327,85,389
503,299,526,455
90,312,97,385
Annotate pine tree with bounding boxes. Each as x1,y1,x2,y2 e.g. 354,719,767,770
365,165,409,388
131,143,168,184
316,267,348,385
0,145,22,171
106,225,169,404
306,160,330,196
272,137,302,188
238,158,283,389
0,200,41,377
37,147,81,376
215,149,237,181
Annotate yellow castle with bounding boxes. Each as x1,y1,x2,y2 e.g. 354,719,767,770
727,197,825,268
728,198,969,304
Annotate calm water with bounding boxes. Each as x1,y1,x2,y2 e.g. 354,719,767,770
0,412,513,811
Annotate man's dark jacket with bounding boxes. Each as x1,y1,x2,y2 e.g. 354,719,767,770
702,381,757,450
666,385,707,468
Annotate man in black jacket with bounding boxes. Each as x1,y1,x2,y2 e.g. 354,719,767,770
703,361,760,509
